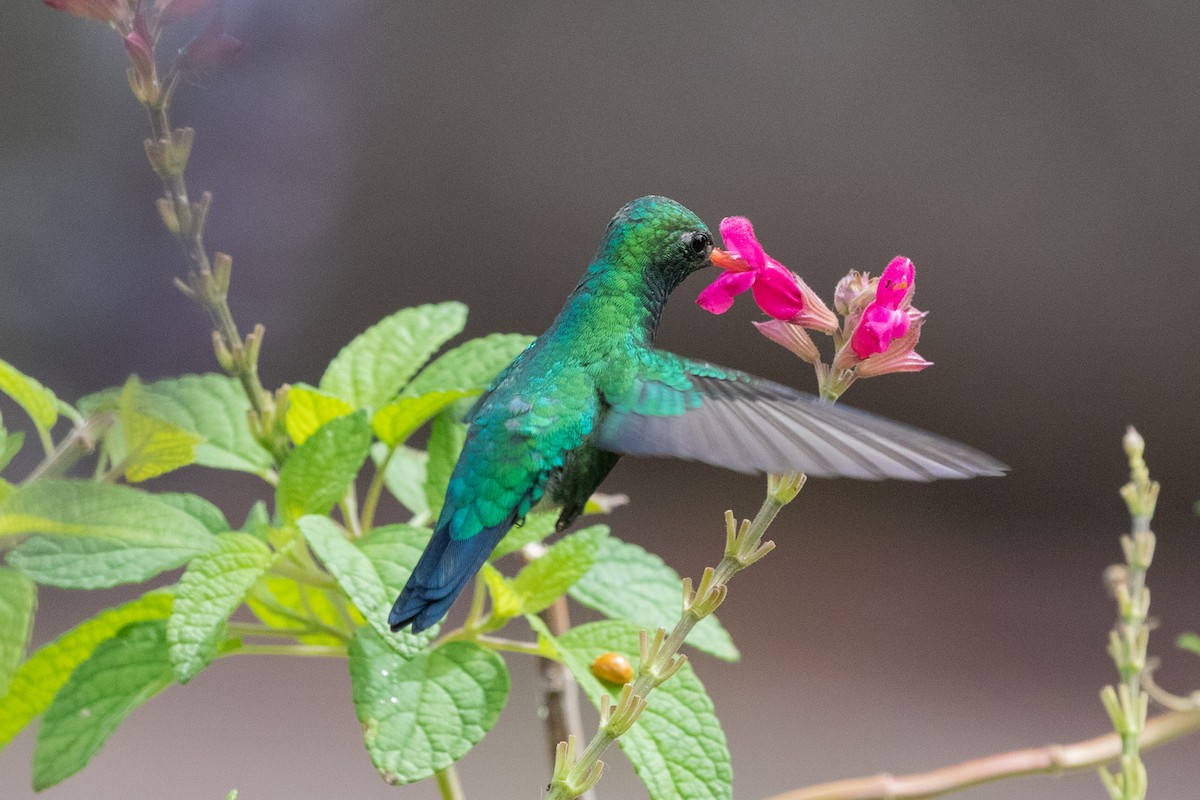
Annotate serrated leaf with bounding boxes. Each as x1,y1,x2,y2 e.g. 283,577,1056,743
423,414,466,519
155,492,231,534
372,390,472,447
488,511,559,561
557,620,732,800
299,516,430,656
570,536,739,662
1,480,217,588
245,576,344,646
479,563,524,620
33,620,175,791
0,567,36,694
348,628,508,784
319,302,467,410
511,525,608,614
116,376,202,482
355,524,431,598
403,333,532,397
169,533,274,682
371,443,428,517
0,591,172,750
79,374,273,477
277,411,372,522
0,429,24,472
285,383,354,446
0,357,58,431
1178,632,1200,656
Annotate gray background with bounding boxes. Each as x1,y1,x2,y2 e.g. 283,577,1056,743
2,2,1199,798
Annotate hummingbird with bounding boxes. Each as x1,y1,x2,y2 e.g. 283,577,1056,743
389,196,1005,632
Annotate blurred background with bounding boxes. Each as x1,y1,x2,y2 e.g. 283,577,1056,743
2,2,1199,798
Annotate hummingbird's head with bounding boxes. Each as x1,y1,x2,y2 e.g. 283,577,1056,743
596,196,732,295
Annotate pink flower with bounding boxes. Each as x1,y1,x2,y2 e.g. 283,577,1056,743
849,257,914,359
698,217,838,331
122,6,156,83
44,0,132,27
155,0,215,25
176,6,242,71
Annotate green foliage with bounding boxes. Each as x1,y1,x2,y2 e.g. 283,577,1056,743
0,428,24,473
372,390,472,448
557,620,733,800
33,620,175,790
355,524,430,597
0,568,35,694
423,414,467,519
489,511,560,560
0,357,59,435
319,302,467,410
348,628,509,785
277,411,372,522
570,535,740,662
113,377,203,482
1178,632,1200,656
402,332,532,397
510,525,608,615
371,443,428,517
284,384,353,446
168,533,275,682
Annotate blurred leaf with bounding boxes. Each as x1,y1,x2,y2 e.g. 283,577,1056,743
155,492,231,535
1178,632,1200,656
488,511,558,561
0,567,36,694
403,333,532,396
0,429,24,473
570,536,739,662
168,533,274,682
33,620,175,791
423,415,466,520
276,411,371,522
319,302,467,410
355,524,430,598
479,563,523,620
0,591,172,750
511,525,608,615
115,377,202,482
557,620,732,800
299,516,430,656
372,390,472,448
284,384,354,446
348,628,508,785
245,576,344,647
0,357,58,432
0,478,11,503
1,480,217,588
371,443,428,518
79,374,273,477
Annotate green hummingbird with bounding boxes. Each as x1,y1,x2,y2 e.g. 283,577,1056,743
389,196,1005,632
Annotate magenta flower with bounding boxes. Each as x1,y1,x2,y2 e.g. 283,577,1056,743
849,257,914,359
122,7,156,83
698,217,838,331
44,0,132,28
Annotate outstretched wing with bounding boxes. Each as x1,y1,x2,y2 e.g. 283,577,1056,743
596,354,1006,481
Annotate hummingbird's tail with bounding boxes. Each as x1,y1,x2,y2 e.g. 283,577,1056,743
388,518,512,633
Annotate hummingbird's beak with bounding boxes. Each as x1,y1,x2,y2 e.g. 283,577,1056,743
709,248,745,272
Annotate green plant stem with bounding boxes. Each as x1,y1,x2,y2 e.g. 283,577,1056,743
434,764,466,800
21,413,115,484
361,448,394,533
226,622,334,640
764,709,1200,800
226,643,346,658
475,635,550,657
270,561,341,591
340,485,363,538
247,585,353,642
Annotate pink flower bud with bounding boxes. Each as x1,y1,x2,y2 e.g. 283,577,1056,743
44,0,132,28
753,319,820,364
833,269,872,316
122,7,156,82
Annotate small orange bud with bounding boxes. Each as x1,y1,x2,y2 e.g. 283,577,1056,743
590,652,633,685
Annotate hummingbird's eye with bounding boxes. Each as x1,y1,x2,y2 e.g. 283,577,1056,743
687,231,712,256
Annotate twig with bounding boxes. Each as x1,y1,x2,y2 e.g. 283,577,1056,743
435,764,466,800
21,412,115,484
763,709,1200,800
535,593,592,800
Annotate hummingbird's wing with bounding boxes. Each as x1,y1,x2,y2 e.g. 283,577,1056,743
596,353,1006,480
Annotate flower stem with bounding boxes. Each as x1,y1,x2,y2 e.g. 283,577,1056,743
434,764,466,800
21,412,115,485
764,709,1200,800
546,472,802,800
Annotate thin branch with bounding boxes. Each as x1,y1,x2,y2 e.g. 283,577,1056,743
764,709,1200,800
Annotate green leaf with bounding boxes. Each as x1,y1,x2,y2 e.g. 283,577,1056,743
79,374,273,477
284,383,354,445
511,525,608,614
371,443,428,517
1178,632,1200,656
557,620,732,800
372,390,473,447
299,516,430,656
319,302,467,410
423,414,466,519
0,357,58,432
169,533,274,682
155,492,231,535
488,511,559,561
115,376,202,482
348,628,509,784
0,567,36,694
33,620,175,791
0,591,172,750
245,576,344,646
1,480,217,588
570,536,739,662
0,429,24,473
480,563,524,620
355,524,431,598
403,333,532,396
276,411,372,522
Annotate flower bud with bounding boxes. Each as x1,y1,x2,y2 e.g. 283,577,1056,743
833,269,873,316
44,0,132,28
753,319,820,364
